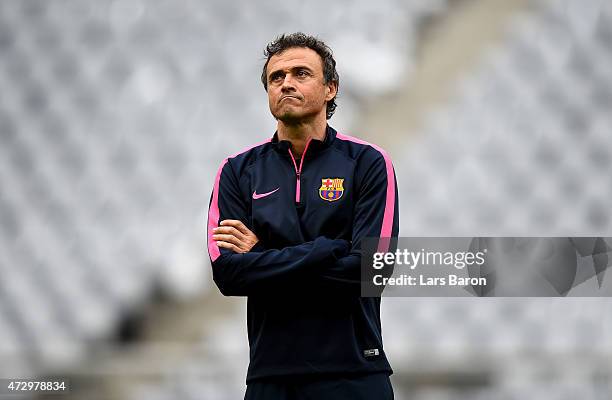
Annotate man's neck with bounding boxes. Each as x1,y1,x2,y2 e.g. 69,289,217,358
277,115,327,158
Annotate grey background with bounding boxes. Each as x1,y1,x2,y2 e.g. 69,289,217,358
1,0,611,399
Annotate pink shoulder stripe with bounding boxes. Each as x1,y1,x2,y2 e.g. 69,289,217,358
335,133,395,252
208,138,271,262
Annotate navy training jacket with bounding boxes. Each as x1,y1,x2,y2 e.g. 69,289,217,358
207,125,399,383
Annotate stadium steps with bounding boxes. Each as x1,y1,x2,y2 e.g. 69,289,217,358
355,0,531,153
35,290,246,400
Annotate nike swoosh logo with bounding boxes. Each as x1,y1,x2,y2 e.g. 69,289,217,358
252,187,280,200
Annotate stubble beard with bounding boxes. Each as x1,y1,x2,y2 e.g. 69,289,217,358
271,100,324,124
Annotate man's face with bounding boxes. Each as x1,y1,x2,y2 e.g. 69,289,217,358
266,47,337,123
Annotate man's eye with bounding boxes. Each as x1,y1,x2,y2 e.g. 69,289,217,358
297,70,308,77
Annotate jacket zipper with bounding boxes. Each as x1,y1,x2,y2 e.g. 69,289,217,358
288,138,312,204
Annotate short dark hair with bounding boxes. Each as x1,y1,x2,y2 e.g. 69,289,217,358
261,32,339,120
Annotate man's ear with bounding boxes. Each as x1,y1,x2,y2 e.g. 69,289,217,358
326,81,338,101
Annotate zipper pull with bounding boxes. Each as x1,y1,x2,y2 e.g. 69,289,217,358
295,172,301,204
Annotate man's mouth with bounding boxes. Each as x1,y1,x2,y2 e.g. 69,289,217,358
280,95,300,102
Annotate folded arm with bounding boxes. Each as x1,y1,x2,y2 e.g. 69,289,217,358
207,159,350,296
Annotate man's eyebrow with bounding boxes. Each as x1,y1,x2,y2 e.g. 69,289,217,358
268,65,314,78
268,69,284,78
291,65,314,73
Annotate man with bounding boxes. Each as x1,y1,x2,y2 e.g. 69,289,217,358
207,32,398,399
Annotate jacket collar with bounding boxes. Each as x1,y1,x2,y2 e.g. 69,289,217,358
271,125,336,154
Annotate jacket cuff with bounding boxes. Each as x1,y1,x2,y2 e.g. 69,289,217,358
250,241,266,253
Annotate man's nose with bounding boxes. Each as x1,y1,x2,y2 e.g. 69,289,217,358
281,74,296,91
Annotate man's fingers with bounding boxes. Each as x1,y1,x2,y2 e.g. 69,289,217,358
216,220,259,253
214,226,245,240
216,240,242,253
213,234,243,247
217,241,239,252
220,219,250,235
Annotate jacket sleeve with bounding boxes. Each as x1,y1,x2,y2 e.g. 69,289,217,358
207,158,350,296
315,148,399,295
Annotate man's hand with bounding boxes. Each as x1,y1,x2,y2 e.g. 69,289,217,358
212,219,260,253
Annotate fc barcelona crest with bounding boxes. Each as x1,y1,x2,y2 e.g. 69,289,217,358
319,178,344,202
